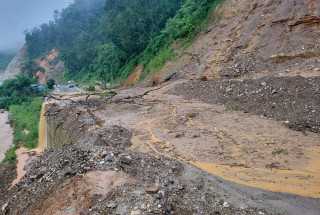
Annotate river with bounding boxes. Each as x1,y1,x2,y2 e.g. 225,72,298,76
0,110,13,162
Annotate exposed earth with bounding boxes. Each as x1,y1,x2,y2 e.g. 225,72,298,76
1,0,320,214
0,79,319,215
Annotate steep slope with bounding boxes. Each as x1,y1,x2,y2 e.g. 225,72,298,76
35,49,65,84
157,0,320,80
0,45,27,85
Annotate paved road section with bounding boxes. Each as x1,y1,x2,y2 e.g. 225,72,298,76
53,85,83,93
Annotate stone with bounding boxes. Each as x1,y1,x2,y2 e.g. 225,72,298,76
115,204,127,215
141,204,147,210
146,187,159,194
120,157,131,165
131,207,141,215
1,203,8,212
141,160,147,166
223,202,229,208
261,82,266,87
106,201,117,208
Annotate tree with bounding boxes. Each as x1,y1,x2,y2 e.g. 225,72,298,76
46,79,56,89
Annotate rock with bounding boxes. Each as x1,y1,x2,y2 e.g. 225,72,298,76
141,204,147,210
131,207,141,215
1,203,8,211
223,202,229,208
258,211,265,215
146,187,159,194
141,160,147,166
115,204,127,215
106,201,117,208
40,167,47,173
261,82,266,87
120,157,131,165
99,160,105,165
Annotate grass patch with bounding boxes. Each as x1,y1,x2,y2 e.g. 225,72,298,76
141,46,174,80
2,146,18,163
9,97,43,149
272,148,288,155
226,105,237,111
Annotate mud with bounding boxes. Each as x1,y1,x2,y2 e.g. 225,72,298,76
9,147,30,189
1,82,319,214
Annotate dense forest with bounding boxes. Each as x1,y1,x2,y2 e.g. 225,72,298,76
24,0,222,85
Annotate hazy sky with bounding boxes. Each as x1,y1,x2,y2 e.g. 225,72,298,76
0,0,72,53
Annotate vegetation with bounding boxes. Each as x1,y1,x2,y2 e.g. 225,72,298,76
9,98,43,148
24,0,223,85
272,148,288,155
2,98,43,163
226,105,237,111
2,146,18,163
87,85,95,91
46,79,56,89
21,61,45,77
0,75,45,109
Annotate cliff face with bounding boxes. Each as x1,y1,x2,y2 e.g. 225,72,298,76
35,49,65,84
0,45,27,85
157,0,320,81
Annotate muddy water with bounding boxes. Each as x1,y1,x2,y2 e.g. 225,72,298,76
0,111,13,162
37,103,47,153
9,147,30,189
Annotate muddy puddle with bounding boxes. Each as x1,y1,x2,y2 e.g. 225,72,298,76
0,111,13,162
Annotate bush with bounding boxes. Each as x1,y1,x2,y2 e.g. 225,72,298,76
46,79,56,89
87,85,95,91
2,146,18,163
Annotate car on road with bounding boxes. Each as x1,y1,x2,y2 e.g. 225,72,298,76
68,81,74,88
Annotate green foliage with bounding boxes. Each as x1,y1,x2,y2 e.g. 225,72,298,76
0,75,41,109
21,61,45,77
272,149,288,155
24,0,223,84
87,85,95,91
226,105,237,111
0,52,15,70
140,46,173,80
46,79,56,89
2,146,18,163
9,97,43,148
91,43,127,87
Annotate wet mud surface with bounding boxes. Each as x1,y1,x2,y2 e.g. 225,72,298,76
1,80,319,215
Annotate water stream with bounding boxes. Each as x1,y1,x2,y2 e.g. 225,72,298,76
37,103,48,153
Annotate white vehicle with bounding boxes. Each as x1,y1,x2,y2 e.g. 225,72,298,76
68,81,74,88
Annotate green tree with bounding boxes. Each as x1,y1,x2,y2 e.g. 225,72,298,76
46,79,56,89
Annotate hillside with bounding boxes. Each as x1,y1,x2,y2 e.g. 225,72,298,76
0,0,319,215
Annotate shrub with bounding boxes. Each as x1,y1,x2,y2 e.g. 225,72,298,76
46,79,56,89
87,85,95,91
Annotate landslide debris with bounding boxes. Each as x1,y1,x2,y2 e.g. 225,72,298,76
170,76,320,133
0,95,280,215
